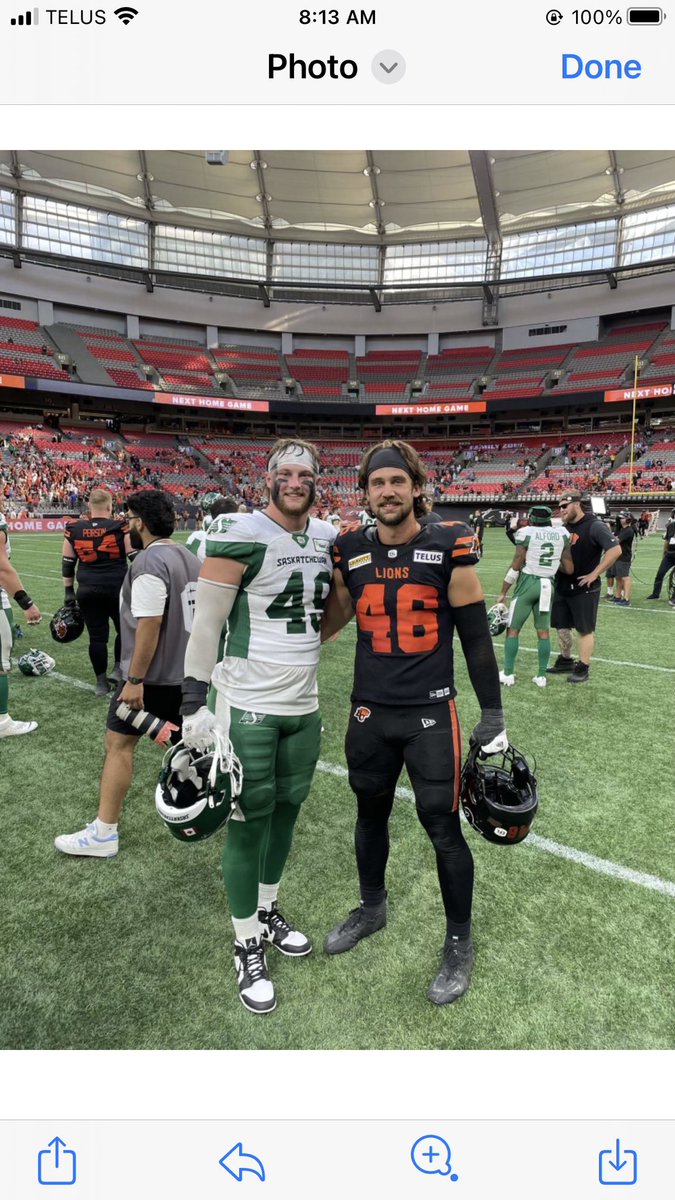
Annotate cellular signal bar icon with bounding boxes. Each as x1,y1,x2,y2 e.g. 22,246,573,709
10,7,39,23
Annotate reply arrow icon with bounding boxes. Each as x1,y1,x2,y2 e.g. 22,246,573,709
219,1142,266,1182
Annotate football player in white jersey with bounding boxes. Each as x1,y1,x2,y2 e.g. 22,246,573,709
496,505,573,688
181,439,336,1014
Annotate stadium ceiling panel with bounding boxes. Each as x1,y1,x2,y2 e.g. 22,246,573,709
3,150,675,245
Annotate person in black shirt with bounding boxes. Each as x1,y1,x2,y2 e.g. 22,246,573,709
646,509,675,601
548,491,621,684
320,440,505,1006
62,488,134,696
612,513,636,606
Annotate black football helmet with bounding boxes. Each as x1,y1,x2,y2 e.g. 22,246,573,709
460,741,538,845
49,601,85,644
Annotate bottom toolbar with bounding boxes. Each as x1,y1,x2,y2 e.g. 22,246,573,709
2,1120,672,1198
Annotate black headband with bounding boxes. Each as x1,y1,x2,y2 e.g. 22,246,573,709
366,448,414,480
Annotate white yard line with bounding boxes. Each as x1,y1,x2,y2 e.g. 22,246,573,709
315,761,675,900
13,659,675,899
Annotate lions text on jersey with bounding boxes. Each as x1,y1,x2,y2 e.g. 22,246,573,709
206,510,336,714
333,521,478,706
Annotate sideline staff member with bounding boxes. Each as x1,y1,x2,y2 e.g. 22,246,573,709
55,490,199,858
549,491,621,684
646,508,675,601
62,488,134,696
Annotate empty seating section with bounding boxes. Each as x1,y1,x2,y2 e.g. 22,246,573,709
0,318,66,379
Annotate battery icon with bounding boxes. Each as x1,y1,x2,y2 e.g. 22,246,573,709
626,6,664,21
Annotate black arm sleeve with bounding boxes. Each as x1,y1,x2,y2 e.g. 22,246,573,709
453,600,503,715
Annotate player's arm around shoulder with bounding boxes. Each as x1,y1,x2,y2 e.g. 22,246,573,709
559,536,575,575
321,566,354,641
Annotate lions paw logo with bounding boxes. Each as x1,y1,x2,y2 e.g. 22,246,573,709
54,619,68,639
354,706,371,723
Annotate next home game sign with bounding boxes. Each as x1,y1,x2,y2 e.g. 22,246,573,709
153,392,269,412
375,401,487,416
604,383,674,403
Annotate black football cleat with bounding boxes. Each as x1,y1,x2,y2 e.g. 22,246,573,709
547,655,575,674
428,936,475,1006
568,661,590,684
324,898,387,955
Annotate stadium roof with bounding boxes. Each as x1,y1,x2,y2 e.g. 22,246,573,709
3,150,675,243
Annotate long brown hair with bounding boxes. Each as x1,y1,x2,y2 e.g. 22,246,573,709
358,439,430,517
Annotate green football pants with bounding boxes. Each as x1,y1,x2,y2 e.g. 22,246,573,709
214,695,322,919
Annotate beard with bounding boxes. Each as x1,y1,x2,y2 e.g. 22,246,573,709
372,496,414,526
271,479,315,516
129,526,144,550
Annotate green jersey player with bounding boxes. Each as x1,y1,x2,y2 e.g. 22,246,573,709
0,511,43,735
181,439,336,1014
496,505,573,688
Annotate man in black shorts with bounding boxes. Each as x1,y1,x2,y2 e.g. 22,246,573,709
62,488,134,696
55,490,200,858
321,440,507,1005
548,491,621,684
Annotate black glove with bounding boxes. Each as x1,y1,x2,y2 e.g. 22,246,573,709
471,708,508,754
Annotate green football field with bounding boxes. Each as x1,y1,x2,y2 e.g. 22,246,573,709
2,529,674,1050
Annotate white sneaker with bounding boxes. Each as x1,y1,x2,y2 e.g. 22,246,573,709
0,715,38,737
234,938,276,1014
532,675,547,688
499,672,515,687
54,821,119,858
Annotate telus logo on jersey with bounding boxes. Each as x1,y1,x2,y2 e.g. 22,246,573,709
413,550,443,564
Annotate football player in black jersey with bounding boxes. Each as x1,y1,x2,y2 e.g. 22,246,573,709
320,440,507,1005
62,488,135,696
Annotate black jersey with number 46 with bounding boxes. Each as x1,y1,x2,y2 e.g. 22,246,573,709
334,521,479,706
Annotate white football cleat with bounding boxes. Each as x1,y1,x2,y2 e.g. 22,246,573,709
499,672,515,687
532,675,547,688
54,822,119,858
0,715,38,737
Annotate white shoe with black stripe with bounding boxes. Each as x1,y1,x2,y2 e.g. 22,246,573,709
233,938,276,1014
259,905,312,956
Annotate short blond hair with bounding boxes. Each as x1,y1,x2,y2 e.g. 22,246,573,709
88,488,113,511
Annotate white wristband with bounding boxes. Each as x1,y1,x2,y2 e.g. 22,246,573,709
505,568,520,585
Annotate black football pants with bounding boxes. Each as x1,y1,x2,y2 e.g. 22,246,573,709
650,554,675,598
76,583,123,677
344,699,474,936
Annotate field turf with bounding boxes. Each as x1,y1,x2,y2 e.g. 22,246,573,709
2,529,674,1049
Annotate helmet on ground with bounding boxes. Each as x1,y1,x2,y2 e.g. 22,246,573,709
527,505,552,526
18,648,56,676
49,602,84,644
487,602,509,636
155,731,243,843
460,742,538,845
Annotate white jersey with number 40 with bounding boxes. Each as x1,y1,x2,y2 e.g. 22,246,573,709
205,509,336,714
515,524,571,578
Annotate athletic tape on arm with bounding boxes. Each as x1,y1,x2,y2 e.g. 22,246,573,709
183,577,239,683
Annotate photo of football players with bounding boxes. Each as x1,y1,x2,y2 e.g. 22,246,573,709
548,491,622,684
495,505,574,688
0,510,43,737
61,487,135,696
320,440,507,1006
55,490,200,858
180,439,336,1014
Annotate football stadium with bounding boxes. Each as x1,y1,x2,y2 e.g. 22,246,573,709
1,150,674,1049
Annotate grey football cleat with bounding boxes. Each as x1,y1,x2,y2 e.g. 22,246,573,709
428,936,475,1006
324,898,387,955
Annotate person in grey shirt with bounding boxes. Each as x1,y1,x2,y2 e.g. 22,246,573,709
55,490,200,859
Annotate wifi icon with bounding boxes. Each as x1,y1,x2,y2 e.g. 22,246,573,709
114,6,138,22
